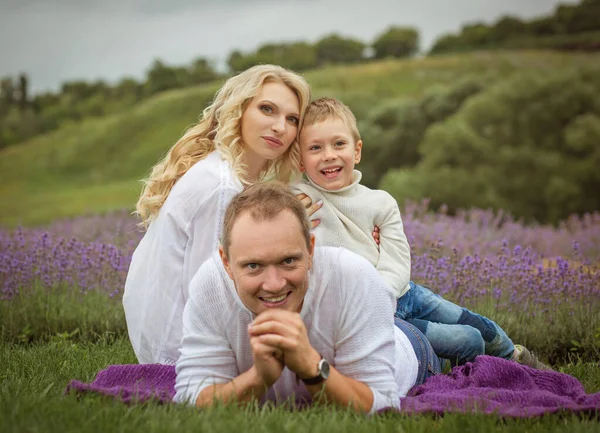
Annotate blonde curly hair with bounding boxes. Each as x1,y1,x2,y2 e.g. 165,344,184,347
135,64,312,228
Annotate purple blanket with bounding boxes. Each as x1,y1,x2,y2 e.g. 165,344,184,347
399,355,600,416
66,355,600,417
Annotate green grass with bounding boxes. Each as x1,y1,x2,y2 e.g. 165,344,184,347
1,337,598,433
2,50,599,227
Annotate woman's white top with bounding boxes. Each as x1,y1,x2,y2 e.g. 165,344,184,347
174,247,418,413
292,170,411,298
123,151,243,364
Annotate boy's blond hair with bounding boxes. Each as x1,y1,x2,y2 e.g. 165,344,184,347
303,97,361,142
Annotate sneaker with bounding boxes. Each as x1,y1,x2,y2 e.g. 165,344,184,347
512,344,553,371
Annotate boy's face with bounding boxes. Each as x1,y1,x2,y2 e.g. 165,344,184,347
299,118,362,191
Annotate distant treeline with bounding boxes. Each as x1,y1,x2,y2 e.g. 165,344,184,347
1,0,599,150
430,0,600,54
0,25,419,150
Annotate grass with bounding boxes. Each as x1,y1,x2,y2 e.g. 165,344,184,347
0,179,140,227
1,336,599,433
2,50,600,227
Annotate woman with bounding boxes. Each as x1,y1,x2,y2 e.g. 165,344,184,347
123,64,312,365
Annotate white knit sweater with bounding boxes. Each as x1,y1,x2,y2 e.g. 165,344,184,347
292,171,411,298
123,151,243,365
174,247,418,413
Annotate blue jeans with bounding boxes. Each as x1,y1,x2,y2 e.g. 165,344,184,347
394,318,441,385
395,282,515,365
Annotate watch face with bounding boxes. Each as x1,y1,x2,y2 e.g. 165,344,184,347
319,358,330,380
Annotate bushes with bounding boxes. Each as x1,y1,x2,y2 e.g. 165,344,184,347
359,77,486,187
381,67,600,224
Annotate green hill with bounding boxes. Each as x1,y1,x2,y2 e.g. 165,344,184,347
1,50,597,227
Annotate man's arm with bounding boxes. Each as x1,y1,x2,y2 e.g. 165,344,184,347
194,366,265,407
175,259,280,406
249,310,376,412
301,351,375,412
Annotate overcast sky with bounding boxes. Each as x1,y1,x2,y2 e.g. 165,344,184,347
0,0,578,94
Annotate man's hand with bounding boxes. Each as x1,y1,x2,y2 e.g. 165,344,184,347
249,309,321,379
249,331,285,388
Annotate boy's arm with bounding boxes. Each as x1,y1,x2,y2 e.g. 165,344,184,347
375,196,411,298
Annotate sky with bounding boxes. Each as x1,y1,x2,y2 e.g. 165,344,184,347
0,0,578,94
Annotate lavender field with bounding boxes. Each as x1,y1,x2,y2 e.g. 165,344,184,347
1,202,600,363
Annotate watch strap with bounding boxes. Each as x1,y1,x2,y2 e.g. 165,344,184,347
300,357,329,385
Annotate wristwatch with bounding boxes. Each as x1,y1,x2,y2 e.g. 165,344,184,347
300,357,330,385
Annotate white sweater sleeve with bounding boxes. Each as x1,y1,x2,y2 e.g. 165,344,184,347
333,251,400,413
375,196,412,298
174,263,238,405
183,186,239,293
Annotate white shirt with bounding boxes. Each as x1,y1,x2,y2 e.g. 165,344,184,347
123,151,243,364
174,247,418,413
292,171,411,297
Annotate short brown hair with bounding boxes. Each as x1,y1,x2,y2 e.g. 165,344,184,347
302,97,361,142
221,182,312,257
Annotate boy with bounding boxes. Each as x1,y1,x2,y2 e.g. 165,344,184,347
294,97,549,369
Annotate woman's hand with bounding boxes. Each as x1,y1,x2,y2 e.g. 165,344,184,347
372,226,380,247
295,193,323,228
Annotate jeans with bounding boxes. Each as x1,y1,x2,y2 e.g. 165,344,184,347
394,318,441,385
395,282,515,365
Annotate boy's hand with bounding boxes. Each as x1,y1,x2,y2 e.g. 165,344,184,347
295,193,323,228
372,226,380,247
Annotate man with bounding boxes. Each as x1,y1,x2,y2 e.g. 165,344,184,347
174,182,424,413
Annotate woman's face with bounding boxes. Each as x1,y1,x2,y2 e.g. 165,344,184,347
240,81,301,177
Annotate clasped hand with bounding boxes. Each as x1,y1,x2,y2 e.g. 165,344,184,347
248,309,321,388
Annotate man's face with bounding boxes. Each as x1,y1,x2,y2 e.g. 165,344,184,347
220,209,315,316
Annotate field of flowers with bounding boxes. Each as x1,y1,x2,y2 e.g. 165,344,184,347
2,202,599,363
1,203,599,433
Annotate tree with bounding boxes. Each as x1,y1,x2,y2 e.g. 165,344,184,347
372,26,420,59
460,22,493,47
112,77,142,102
227,50,246,73
61,80,97,102
429,34,465,54
554,1,600,34
314,34,365,65
188,58,218,85
528,16,557,36
145,59,180,95
18,73,28,111
490,16,528,43
0,77,16,116
255,42,318,71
